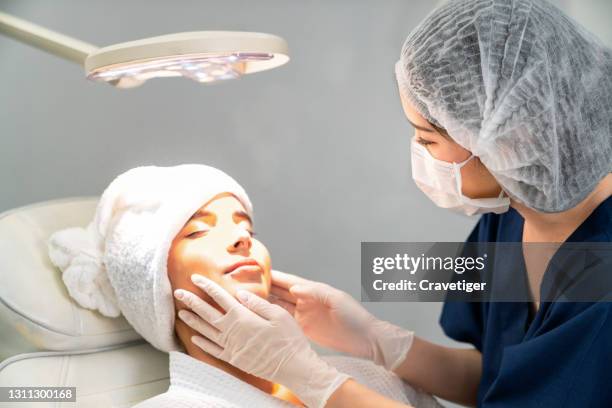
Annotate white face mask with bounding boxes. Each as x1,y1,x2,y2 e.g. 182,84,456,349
410,137,510,216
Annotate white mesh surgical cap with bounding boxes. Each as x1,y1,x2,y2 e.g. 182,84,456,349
395,0,612,212
48,164,253,352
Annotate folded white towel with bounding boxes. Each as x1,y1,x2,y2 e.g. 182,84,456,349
48,164,252,352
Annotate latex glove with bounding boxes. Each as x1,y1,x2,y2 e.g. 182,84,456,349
269,270,414,371
174,274,351,408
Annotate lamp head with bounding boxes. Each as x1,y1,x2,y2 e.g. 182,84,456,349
84,31,289,88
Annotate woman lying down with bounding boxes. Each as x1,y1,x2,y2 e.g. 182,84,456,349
48,164,441,408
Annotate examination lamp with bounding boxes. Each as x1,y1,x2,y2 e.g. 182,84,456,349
0,11,289,88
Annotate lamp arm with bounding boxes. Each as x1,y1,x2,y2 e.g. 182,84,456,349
0,10,98,65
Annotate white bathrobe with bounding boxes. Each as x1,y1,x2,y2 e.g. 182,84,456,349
133,351,442,408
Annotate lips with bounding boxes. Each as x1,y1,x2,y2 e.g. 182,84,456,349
224,259,263,283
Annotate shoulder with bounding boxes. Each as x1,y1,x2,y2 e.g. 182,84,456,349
320,355,442,408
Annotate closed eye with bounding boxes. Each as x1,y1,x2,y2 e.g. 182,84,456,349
186,230,209,238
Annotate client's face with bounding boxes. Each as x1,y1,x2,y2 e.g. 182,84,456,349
168,193,271,312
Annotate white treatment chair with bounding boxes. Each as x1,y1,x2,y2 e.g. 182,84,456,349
0,197,170,407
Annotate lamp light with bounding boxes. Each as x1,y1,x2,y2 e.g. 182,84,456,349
0,11,289,88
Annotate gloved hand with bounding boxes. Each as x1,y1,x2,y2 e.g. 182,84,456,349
269,270,414,371
174,274,351,408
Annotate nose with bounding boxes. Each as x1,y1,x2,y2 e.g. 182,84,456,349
227,228,252,253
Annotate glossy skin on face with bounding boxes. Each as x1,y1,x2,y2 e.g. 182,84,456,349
167,193,271,313
399,91,503,199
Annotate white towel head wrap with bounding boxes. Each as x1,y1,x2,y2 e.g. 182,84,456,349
48,164,253,352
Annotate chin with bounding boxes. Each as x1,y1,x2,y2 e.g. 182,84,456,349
224,281,270,299
239,282,270,299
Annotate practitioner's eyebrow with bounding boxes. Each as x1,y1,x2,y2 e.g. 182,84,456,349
406,118,435,133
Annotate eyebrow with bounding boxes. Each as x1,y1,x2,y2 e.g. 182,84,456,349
233,210,252,225
189,210,214,221
188,208,252,226
406,118,435,133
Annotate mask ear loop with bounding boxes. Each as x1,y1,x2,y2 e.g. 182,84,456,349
497,187,512,205
452,154,475,202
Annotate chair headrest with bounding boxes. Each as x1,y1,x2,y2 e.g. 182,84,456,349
0,197,141,359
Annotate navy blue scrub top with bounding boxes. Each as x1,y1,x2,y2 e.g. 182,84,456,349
440,196,612,407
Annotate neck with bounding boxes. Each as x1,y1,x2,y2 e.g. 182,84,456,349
174,319,274,394
512,174,612,243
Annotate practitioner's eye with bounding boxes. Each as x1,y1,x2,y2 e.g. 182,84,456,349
247,229,257,237
416,137,435,146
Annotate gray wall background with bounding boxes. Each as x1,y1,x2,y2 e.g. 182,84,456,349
1,1,610,406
